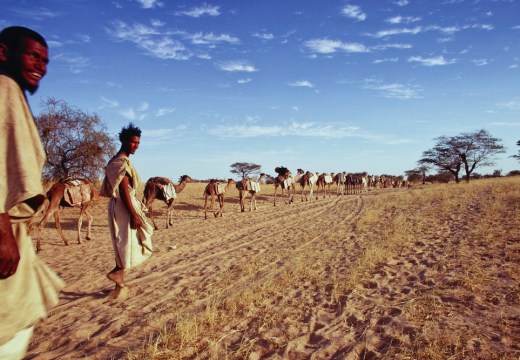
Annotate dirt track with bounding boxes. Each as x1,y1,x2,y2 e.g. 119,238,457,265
26,182,520,359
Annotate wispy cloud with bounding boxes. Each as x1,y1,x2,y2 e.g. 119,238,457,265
386,15,421,24
497,98,520,111
305,39,369,54
11,7,61,20
136,0,163,9
190,32,240,45
408,55,456,66
217,60,257,72
156,108,176,116
106,21,192,60
363,80,422,99
252,32,274,40
394,0,409,6
288,80,314,88
238,78,252,84
175,3,220,18
207,120,363,139
99,96,119,109
341,5,367,21
367,26,423,38
373,57,399,64
53,53,90,74
472,58,489,66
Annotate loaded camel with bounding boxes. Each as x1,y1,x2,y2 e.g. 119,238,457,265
37,178,96,252
203,178,235,219
297,169,318,202
316,172,334,199
236,173,266,212
273,166,295,206
143,175,192,230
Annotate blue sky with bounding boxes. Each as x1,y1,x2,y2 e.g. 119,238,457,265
3,0,520,181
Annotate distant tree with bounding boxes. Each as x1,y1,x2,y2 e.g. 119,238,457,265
507,170,520,176
419,137,463,183
405,165,429,184
454,130,506,182
35,98,116,182
230,162,262,179
419,129,506,182
492,169,502,177
264,174,275,184
513,140,520,161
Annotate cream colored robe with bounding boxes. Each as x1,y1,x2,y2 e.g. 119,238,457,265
0,75,65,345
100,154,153,269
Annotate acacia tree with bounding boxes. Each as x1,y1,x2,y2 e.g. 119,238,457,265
419,137,463,182
453,129,506,181
420,129,505,182
230,162,262,179
35,98,116,182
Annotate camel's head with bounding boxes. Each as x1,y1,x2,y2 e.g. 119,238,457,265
179,175,193,183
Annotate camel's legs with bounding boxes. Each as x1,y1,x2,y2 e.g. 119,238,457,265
37,203,68,251
166,199,174,228
204,195,209,219
53,210,68,246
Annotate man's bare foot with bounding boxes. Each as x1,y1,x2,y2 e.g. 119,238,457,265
107,267,125,288
108,285,129,300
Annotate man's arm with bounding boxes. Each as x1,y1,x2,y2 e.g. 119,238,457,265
0,212,19,279
119,176,143,230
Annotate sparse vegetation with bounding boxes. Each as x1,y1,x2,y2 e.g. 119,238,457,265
31,178,520,359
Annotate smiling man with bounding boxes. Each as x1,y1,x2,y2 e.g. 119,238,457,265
0,26,64,360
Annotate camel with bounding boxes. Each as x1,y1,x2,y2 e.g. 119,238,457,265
316,172,334,199
273,166,295,206
236,173,266,212
37,178,96,252
203,178,235,219
143,175,192,230
334,171,347,196
297,170,318,202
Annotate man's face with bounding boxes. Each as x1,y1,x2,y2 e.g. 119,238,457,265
124,135,140,155
8,38,48,93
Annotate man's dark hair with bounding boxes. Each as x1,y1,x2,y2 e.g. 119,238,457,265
0,26,48,50
119,122,142,142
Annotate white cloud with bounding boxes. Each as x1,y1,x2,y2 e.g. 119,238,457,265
373,57,399,64
190,32,240,45
342,5,367,21
218,61,257,72
386,16,421,24
363,80,422,99
106,21,192,60
368,26,423,38
100,96,119,109
394,0,409,6
156,108,176,116
136,0,163,9
288,80,314,88
305,39,369,54
207,120,362,139
252,32,274,40
53,53,90,74
472,59,489,66
176,4,220,17
238,78,252,84
138,102,149,111
120,108,136,120
408,55,456,66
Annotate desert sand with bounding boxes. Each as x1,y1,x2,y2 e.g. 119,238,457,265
25,178,519,359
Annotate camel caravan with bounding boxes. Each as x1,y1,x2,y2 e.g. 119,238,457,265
34,168,408,250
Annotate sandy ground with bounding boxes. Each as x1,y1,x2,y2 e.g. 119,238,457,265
24,181,519,359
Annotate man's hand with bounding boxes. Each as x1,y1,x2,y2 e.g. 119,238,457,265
130,214,143,230
0,212,20,279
